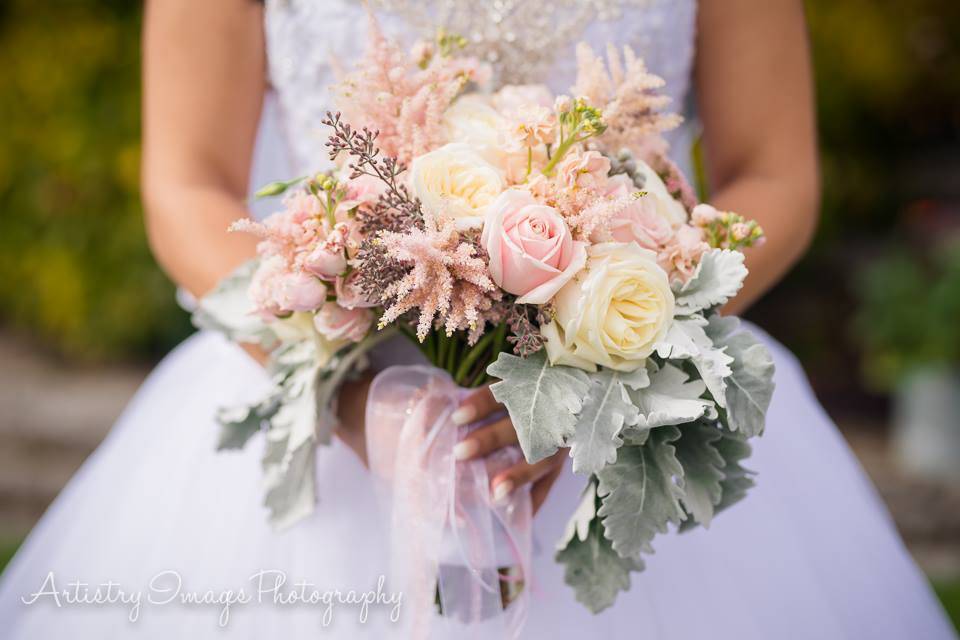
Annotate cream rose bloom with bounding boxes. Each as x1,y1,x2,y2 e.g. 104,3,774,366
410,142,504,229
442,95,506,165
270,312,345,368
635,160,688,227
542,243,675,372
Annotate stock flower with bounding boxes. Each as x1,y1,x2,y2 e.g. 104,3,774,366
659,225,709,283
481,189,587,304
504,105,557,150
555,150,611,191
313,302,374,343
542,243,674,372
410,143,505,229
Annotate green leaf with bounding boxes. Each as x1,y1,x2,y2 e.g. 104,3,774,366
569,370,639,475
487,351,591,463
673,421,725,527
627,363,714,429
707,316,776,436
253,175,306,199
555,520,643,614
596,427,686,558
674,249,748,314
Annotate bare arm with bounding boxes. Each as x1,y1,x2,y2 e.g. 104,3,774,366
141,0,265,299
696,0,820,314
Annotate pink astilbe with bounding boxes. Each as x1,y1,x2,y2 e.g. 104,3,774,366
572,43,682,156
333,11,490,164
375,215,500,343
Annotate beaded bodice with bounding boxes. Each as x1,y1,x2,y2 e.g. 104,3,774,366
262,0,698,176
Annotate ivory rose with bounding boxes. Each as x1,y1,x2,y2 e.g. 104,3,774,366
634,160,689,227
481,189,587,304
313,301,373,343
410,143,505,229
542,243,675,372
442,95,506,163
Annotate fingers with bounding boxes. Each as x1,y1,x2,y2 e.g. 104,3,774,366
451,385,502,426
453,416,518,461
490,451,566,506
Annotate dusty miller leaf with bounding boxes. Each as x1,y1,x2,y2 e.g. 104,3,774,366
673,421,725,527
596,426,686,558
707,315,776,436
215,389,281,450
555,520,643,614
557,480,598,552
570,370,639,475
679,429,756,533
487,351,591,463
627,363,713,429
192,260,277,348
674,249,748,314
654,316,733,406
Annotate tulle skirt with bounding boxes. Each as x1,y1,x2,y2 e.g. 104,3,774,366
0,328,955,639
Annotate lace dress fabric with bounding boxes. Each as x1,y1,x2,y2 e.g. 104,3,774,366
262,0,697,181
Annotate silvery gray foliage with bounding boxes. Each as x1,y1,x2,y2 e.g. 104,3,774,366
673,421,725,527
655,315,733,406
487,351,591,463
679,429,756,533
262,360,322,530
569,370,640,475
191,259,277,349
596,426,686,558
707,316,776,437
673,249,748,315
214,390,280,450
556,480,598,552
627,363,714,429
555,519,644,614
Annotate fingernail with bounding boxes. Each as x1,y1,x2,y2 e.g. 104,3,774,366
451,406,475,426
492,481,514,503
453,440,479,461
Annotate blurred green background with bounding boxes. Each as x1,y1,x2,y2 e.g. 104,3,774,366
0,0,957,626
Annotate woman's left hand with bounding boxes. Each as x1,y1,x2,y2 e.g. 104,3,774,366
451,385,566,515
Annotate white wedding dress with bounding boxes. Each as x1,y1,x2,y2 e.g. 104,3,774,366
1,1,955,638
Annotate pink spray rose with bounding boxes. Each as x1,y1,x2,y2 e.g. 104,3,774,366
302,224,350,279
335,271,378,309
313,301,374,343
481,189,587,304
597,174,675,249
277,271,328,312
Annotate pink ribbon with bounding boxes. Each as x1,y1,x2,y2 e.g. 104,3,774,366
365,365,532,639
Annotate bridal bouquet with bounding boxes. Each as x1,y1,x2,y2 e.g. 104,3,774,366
195,15,774,618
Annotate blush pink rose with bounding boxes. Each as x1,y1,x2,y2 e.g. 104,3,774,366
481,189,587,304
597,174,675,249
313,301,373,343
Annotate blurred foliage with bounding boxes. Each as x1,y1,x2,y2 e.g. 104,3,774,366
0,0,958,370
853,242,960,390
0,0,191,361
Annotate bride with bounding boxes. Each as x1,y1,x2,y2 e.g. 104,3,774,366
1,0,955,637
